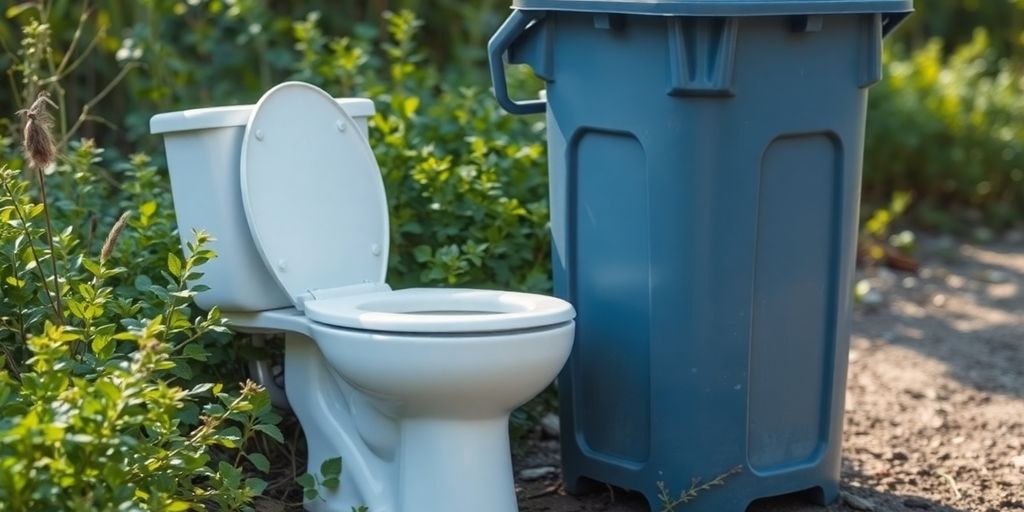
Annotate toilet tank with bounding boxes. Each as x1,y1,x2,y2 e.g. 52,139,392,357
151,97,376,312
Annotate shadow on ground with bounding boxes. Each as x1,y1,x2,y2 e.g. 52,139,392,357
515,476,969,511
853,239,1024,400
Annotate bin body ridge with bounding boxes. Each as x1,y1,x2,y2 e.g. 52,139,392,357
493,5,909,511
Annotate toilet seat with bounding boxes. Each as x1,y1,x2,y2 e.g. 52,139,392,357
240,82,389,308
303,288,575,333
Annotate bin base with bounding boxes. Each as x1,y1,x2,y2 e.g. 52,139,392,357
563,472,840,512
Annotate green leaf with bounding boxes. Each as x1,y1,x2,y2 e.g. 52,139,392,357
321,476,340,490
412,245,432,262
246,452,270,473
167,253,183,278
166,501,192,511
186,383,214,396
5,3,35,18
320,457,342,479
246,477,268,495
81,258,102,277
134,274,153,291
91,335,111,355
182,344,209,361
296,473,317,489
218,461,242,489
140,200,158,218
402,96,420,117
253,423,284,443
169,362,193,380
250,390,271,416
214,426,242,448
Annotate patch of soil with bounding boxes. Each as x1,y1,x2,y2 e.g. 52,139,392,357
514,238,1024,512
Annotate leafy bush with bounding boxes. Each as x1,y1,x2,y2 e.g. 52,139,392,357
0,178,283,511
0,7,289,510
292,10,552,291
864,29,1024,230
0,1,514,145
891,1,1024,65
0,319,277,511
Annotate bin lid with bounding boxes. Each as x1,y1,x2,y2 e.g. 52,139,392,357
512,0,912,30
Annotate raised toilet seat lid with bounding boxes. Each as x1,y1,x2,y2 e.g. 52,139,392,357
304,288,575,333
240,82,389,306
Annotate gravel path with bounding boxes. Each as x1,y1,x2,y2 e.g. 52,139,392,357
515,239,1024,512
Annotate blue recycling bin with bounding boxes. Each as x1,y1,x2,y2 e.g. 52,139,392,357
489,2,912,510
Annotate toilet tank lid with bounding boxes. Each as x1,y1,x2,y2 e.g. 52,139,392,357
150,97,375,135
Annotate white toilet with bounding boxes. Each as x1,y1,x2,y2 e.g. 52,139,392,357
150,81,575,512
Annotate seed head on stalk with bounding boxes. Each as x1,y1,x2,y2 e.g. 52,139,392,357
18,92,59,171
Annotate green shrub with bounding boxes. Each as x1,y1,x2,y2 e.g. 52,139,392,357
0,7,287,509
864,29,1024,230
0,320,277,511
891,1,1024,65
0,187,283,510
293,9,552,291
0,1,515,145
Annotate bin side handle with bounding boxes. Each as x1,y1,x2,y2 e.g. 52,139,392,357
488,10,547,115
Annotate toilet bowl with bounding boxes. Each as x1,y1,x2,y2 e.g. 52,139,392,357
151,82,576,512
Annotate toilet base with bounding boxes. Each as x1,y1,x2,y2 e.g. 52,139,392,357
283,333,398,512
398,416,518,512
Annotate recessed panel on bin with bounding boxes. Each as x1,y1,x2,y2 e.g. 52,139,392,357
571,129,651,464
748,133,841,472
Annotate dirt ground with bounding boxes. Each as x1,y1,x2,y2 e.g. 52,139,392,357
513,237,1024,512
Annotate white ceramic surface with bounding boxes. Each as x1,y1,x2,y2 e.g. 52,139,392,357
240,82,389,308
304,287,575,333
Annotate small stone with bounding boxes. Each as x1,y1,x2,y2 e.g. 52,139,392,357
540,413,561,438
931,294,947,308
1001,474,1024,486
518,466,557,481
842,492,876,511
901,276,919,289
875,267,898,286
889,451,909,462
904,497,932,509
1004,229,1024,244
861,289,884,307
1012,454,1024,468
945,274,966,289
975,269,1011,284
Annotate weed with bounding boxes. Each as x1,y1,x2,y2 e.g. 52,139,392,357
656,465,744,511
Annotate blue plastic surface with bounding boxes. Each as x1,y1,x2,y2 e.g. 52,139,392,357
491,5,906,511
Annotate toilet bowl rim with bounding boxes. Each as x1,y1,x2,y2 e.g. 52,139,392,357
303,287,576,334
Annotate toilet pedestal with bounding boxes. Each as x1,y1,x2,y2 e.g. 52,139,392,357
398,417,517,512
283,332,398,512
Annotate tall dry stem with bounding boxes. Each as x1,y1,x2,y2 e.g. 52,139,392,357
17,91,64,323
